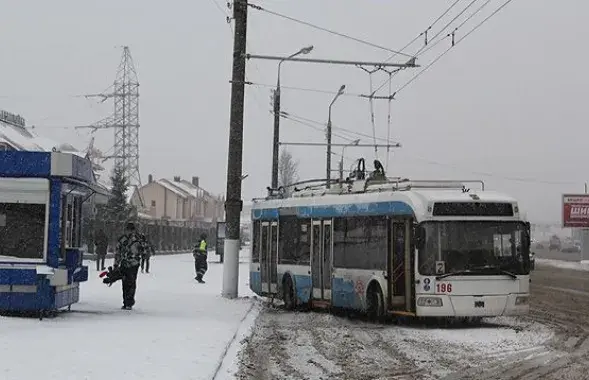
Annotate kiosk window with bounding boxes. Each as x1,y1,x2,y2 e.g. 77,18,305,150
0,203,46,260
0,178,49,261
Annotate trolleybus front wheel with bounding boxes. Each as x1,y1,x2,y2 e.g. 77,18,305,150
282,275,296,310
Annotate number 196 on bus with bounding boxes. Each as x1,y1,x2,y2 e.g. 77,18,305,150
437,283,453,293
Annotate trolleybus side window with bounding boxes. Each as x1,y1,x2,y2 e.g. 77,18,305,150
252,221,260,263
278,216,300,265
333,216,387,270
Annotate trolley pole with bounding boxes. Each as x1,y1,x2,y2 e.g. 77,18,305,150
222,0,248,299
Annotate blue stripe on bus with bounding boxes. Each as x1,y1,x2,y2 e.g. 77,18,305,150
249,271,262,294
252,201,413,220
292,275,312,304
332,277,364,310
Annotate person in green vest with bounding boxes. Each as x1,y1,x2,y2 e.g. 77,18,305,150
193,234,208,283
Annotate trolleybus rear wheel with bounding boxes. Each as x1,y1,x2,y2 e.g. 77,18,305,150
282,275,296,310
367,284,385,320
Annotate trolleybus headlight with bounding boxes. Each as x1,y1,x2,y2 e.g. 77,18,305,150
515,296,529,305
417,297,443,307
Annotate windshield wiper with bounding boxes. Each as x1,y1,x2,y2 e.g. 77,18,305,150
436,270,473,280
469,265,518,279
436,266,519,280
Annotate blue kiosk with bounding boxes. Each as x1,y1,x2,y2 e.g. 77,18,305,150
0,150,107,319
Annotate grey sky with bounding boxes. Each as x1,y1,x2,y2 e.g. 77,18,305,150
0,0,586,224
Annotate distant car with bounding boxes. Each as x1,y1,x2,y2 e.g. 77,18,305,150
561,242,581,253
549,236,561,251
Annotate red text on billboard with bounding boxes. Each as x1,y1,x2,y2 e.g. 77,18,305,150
563,194,589,228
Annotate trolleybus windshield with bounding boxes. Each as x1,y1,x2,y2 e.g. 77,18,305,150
418,221,531,277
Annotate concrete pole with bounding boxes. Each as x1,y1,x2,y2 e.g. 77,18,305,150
222,0,248,299
326,85,345,189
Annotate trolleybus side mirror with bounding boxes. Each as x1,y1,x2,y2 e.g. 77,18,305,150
523,222,531,249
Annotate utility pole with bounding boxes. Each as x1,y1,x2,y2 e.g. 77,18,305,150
222,0,248,299
326,85,345,189
271,46,313,189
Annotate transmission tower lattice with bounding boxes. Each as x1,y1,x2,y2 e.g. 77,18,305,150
80,46,143,198
113,46,141,187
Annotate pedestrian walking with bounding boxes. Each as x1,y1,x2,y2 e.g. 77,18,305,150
114,222,148,310
193,234,208,283
95,228,108,271
141,237,155,274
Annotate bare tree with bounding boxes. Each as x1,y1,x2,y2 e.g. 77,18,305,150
278,149,299,194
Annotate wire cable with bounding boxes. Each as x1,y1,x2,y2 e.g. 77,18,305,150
415,0,480,56
418,0,494,57
278,112,356,142
373,0,477,95
393,0,516,97
405,154,580,186
208,0,229,17
281,112,401,145
383,0,463,64
246,2,413,57
243,81,367,98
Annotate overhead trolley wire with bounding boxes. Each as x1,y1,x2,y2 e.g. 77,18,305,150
393,0,516,97
246,2,414,57
414,0,480,56
417,0,494,57
242,81,367,98
281,112,401,146
406,154,580,186
279,113,357,142
373,0,480,95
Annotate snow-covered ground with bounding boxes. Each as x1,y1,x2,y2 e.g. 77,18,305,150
237,310,554,379
537,258,589,271
0,252,257,380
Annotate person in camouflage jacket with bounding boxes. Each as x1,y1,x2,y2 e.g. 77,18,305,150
114,222,148,310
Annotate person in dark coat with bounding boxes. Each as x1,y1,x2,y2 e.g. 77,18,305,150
193,234,208,283
140,236,155,274
114,222,148,310
95,229,108,271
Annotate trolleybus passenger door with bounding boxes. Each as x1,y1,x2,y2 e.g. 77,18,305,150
390,220,410,309
404,220,414,312
311,220,323,300
322,220,333,301
269,221,279,294
260,222,270,294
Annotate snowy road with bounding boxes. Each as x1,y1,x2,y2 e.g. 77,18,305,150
457,263,589,380
236,310,552,379
0,253,256,380
237,261,589,380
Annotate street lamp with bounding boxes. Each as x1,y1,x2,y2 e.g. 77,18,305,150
326,84,346,189
339,139,360,182
271,45,314,189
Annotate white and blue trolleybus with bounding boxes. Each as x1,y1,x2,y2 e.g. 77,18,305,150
249,159,532,320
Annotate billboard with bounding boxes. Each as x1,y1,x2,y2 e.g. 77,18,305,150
563,194,589,228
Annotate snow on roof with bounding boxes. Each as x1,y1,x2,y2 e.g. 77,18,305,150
0,122,44,150
157,179,191,198
0,120,88,157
